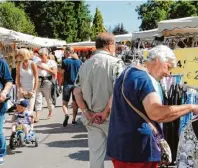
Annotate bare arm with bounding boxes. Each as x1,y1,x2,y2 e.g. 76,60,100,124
143,92,194,123
16,63,22,90
31,63,38,92
45,67,57,77
59,69,64,87
3,82,12,95
73,87,88,112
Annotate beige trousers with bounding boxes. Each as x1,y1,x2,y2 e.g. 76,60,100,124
86,121,109,168
35,80,54,112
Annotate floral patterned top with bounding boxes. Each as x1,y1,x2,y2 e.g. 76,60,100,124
176,119,198,168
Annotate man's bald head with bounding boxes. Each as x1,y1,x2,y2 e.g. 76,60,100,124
95,32,115,49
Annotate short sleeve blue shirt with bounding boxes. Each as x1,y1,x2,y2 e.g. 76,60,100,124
107,66,163,162
62,58,82,85
0,58,13,113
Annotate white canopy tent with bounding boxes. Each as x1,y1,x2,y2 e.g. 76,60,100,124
67,41,95,46
0,26,66,47
158,17,198,36
115,33,132,42
132,28,162,40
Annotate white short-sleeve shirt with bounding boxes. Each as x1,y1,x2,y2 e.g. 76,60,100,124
38,60,57,77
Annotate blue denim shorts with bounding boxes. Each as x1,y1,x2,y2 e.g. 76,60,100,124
62,85,75,102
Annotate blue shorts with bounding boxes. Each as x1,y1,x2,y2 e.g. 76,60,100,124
62,85,75,102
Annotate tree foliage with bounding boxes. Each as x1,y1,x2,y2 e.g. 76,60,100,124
136,0,198,31
91,7,106,40
15,1,92,42
169,1,197,19
112,23,128,35
136,0,173,30
0,2,36,35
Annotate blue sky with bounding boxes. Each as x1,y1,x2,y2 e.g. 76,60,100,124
86,1,146,33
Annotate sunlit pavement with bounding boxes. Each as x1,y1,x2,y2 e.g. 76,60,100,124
2,96,113,168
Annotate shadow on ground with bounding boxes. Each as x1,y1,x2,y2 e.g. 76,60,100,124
68,150,89,161
45,139,88,148
34,123,87,134
35,124,87,134
71,134,88,139
68,150,111,162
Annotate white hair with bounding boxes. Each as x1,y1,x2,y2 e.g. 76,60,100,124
38,48,49,56
146,45,176,67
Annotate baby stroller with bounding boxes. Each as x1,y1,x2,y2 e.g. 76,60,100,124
9,120,38,149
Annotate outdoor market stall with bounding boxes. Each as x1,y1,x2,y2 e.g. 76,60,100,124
138,16,198,165
67,41,95,61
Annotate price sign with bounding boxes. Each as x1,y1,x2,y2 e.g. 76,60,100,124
144,48,187,74
171,48,187,74
184,60,198,86
144,47,198,85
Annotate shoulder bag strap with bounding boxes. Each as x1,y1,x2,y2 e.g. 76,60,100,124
121,67,159,135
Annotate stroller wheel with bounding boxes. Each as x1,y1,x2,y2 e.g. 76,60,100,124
34,137,38,147
9,134,16,150
18,133,25,147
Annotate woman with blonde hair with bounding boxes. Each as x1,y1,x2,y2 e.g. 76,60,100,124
16,48,38,112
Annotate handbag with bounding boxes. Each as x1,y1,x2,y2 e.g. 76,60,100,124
121,67,172,166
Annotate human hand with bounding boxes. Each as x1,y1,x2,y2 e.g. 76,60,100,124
0,91,7,103
91,112,108,124
83,111,94,121
59,86,62,94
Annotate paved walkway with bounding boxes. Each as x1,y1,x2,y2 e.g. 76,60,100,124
2,97,113,168
1,96,176,168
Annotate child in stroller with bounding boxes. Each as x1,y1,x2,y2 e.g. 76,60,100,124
9,99,38,149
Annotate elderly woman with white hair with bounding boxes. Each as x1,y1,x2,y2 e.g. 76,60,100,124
106,45,198,168
16,48,38,112
34,48,57,122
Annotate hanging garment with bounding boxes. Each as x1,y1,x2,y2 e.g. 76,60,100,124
163,84,182,164
179,92,194,134
177,117,198,168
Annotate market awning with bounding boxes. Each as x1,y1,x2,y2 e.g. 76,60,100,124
0,26,66,47
72,46,96,51
132,29,162,40
67,41,95,46
158,17,198,36
115,33,132,42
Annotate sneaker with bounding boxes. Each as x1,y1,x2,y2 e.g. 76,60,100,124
72,121,77,125
0,157,4,165
63,115,69,127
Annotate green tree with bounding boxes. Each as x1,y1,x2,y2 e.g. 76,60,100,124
169,1,197,19
0,2,35,35
136,0,198,31
15,1,92,42
74,1,92,41
91,7,106,40
112,23,128,35
136,0,173,30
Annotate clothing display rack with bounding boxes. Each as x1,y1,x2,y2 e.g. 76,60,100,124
160,74,198,165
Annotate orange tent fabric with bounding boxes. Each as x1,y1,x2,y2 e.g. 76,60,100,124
72,46,96,52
